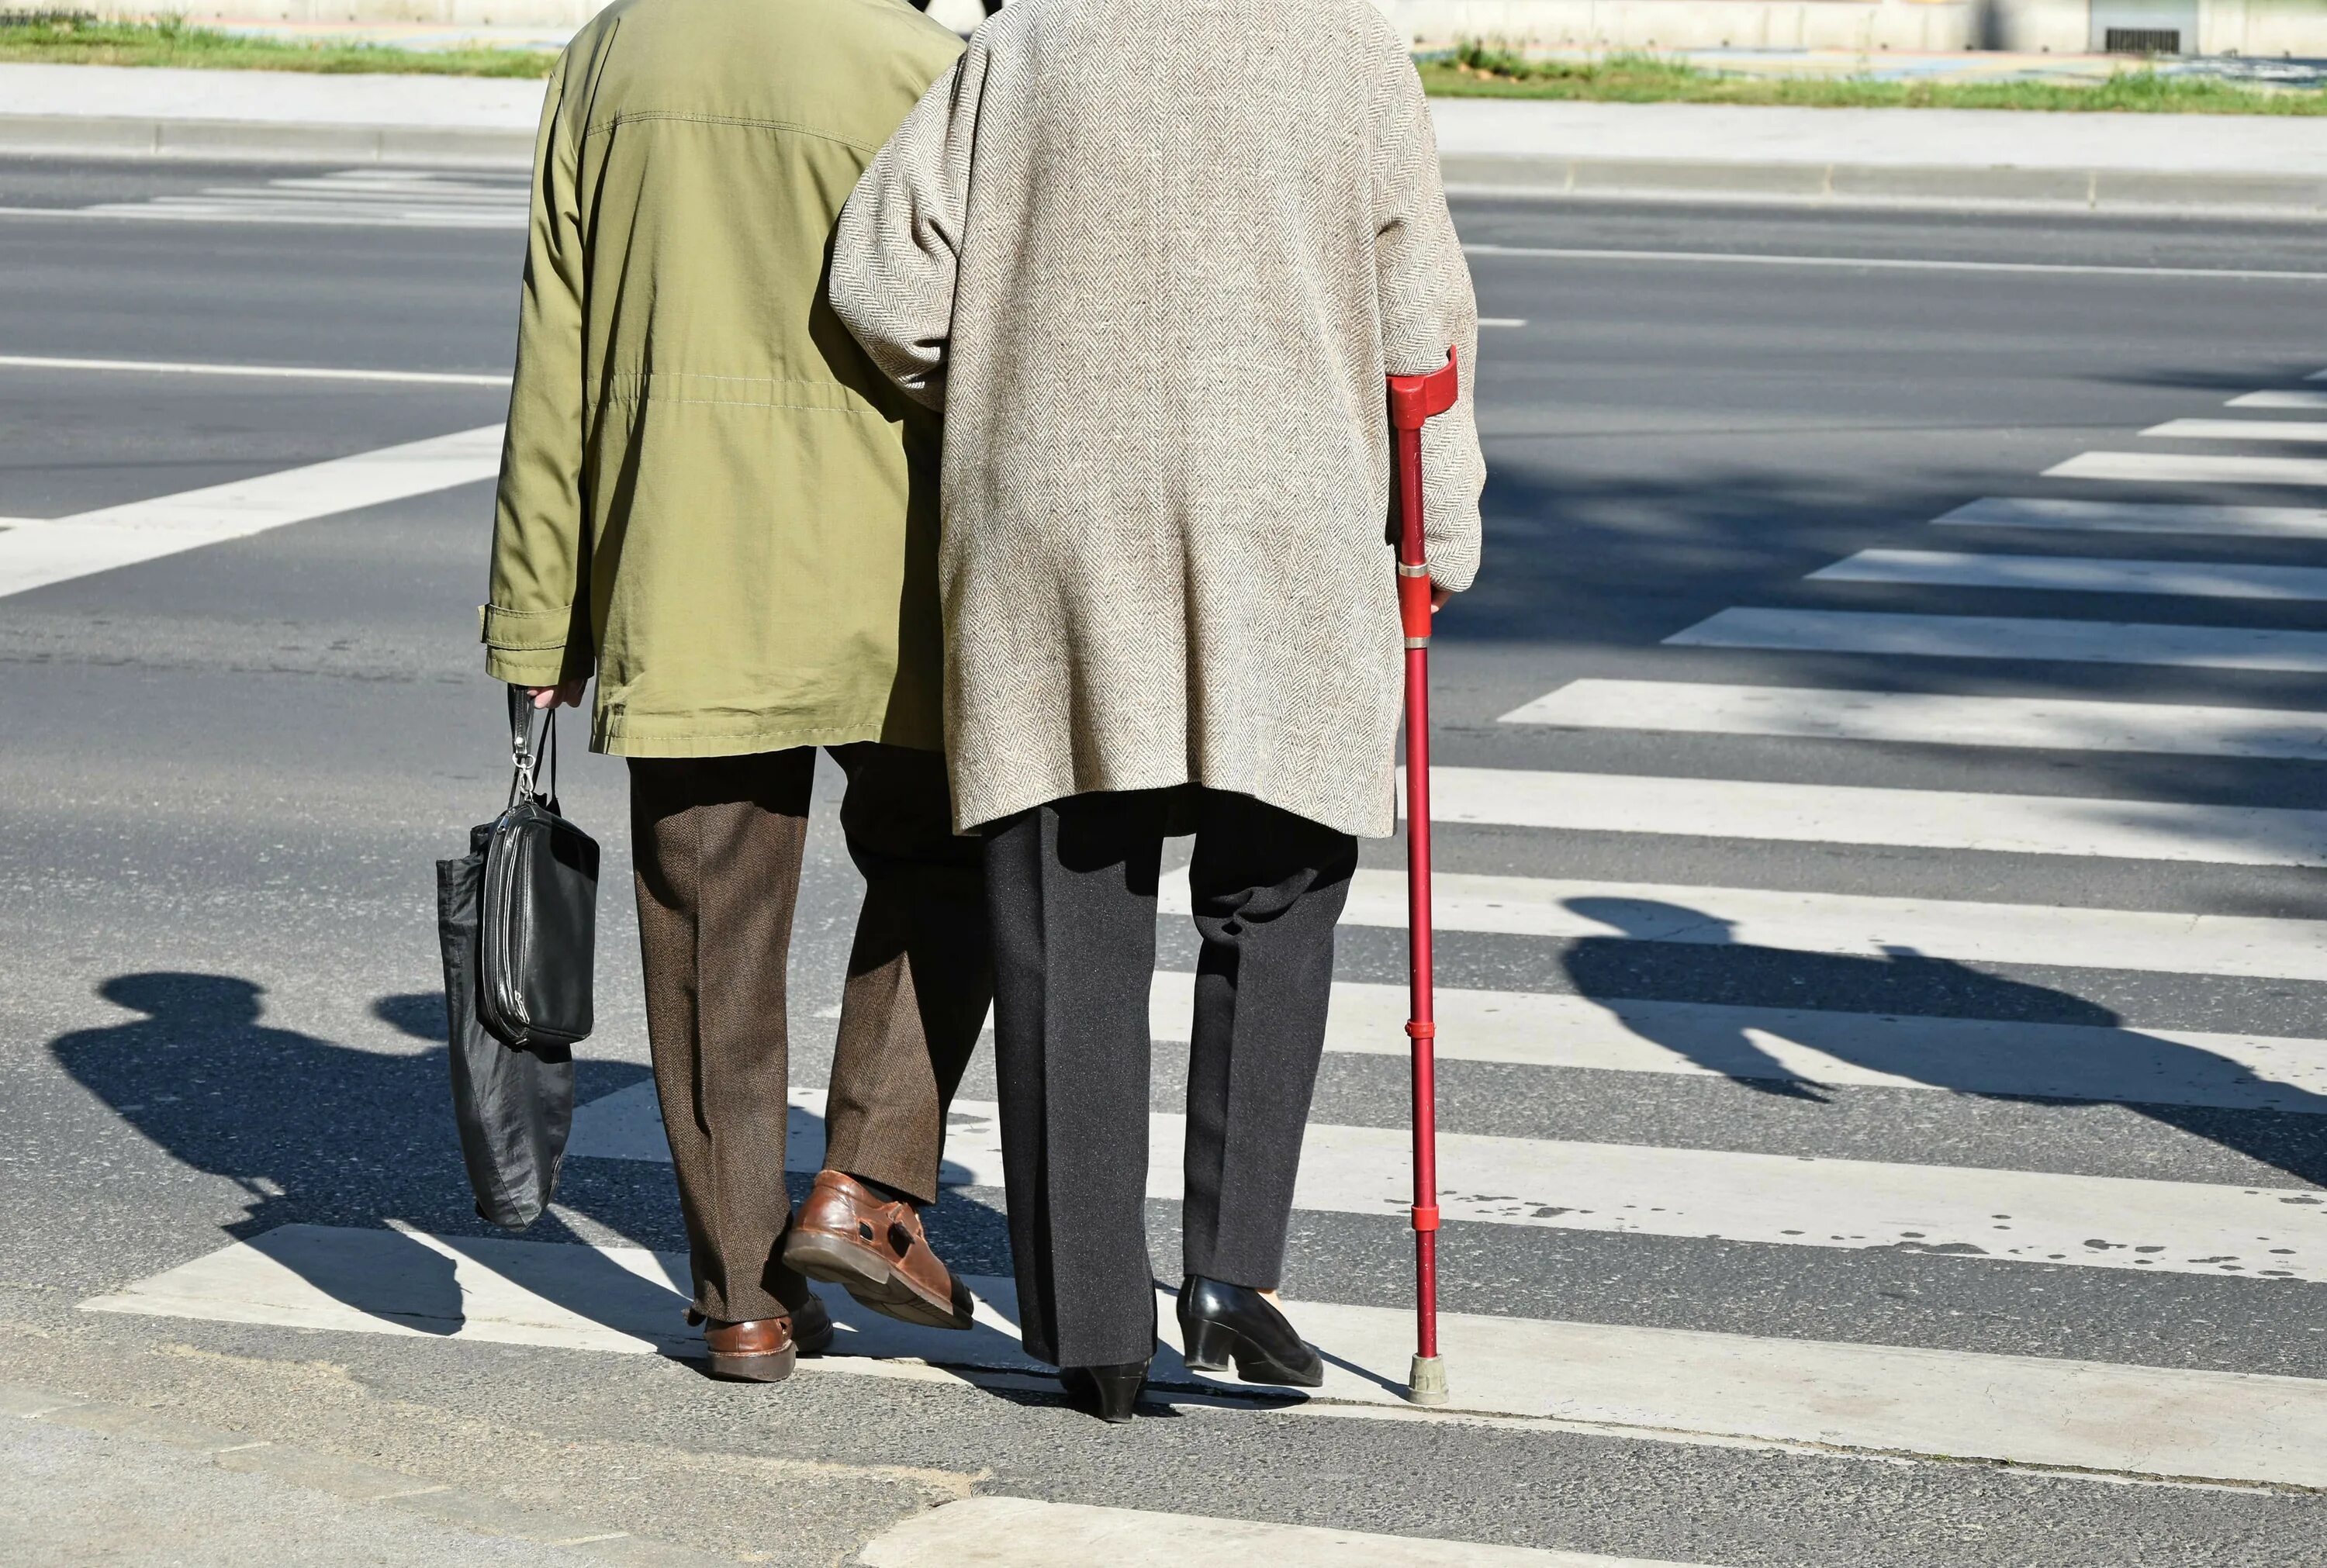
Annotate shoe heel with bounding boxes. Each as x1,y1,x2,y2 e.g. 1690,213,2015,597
1181,1318,1243,1375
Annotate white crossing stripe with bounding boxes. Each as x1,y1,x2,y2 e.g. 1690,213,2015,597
1414,765,2327,867
2047,451,2327,486
565,1085,2327,1281
1668,606,2327,672
1499,679,2327,761
1810,547,2327,601
2149,418,2327,444
2232,390,2327,409
1461,242,2327,286
85,1224,2327,1487
1934,496,2327,537
1478,317,1528,327
859,1497,1713,1568
1148,971,2327,1112
0,354,509,387
1166,865,2327,982
44,169,531,230
0,425,504,599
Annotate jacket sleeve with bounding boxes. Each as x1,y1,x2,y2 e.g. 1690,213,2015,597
828,48,989,410
1371,43,1485,595
481,62,593,688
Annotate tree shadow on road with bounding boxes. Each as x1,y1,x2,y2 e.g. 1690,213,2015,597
1560,898,2327,1190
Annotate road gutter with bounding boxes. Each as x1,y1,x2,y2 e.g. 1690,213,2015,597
3,116,2325,215
1444,151,2327,216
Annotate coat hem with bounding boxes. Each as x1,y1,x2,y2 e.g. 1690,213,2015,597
953,765,1393,841
592,713,937,759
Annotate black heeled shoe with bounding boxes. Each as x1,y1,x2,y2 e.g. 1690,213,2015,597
1057,1359,1150,1423
1177,1276,1324,1388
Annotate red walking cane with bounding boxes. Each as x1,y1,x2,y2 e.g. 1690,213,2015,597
1388,349,1459,1408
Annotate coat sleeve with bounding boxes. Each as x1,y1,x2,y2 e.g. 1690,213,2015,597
481,60,593,689
829,48,989,411
1371,45,1485,595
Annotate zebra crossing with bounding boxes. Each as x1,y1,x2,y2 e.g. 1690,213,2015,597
78,357,2327,1531
36,168,530,228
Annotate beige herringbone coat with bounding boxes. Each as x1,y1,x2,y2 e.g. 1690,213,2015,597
829,0,1484,837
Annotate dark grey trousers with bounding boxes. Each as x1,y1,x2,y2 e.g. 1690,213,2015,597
985,787,1357,1369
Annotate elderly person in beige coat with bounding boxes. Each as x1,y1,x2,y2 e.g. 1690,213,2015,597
831,0,1485,1421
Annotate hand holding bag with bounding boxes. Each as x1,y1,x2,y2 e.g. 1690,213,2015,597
434,688,600,1228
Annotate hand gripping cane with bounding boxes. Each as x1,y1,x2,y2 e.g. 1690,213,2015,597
1388,348,1459,1408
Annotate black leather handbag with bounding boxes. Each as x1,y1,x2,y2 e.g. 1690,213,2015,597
478,691,600,1048
433,688,600,1228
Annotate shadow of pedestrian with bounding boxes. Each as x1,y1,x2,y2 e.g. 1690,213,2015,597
51,972,662,1342
1559,899,2327,1188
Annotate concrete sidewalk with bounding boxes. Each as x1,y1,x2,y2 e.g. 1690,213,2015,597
1433,97,2327,211
3,60,2325,212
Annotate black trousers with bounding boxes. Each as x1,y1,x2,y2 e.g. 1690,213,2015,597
985,787,1357,1368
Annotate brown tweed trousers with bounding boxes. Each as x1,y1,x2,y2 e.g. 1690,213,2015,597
630,744,990,1323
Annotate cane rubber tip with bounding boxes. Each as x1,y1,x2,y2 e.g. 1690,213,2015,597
1407,1355,1450,1407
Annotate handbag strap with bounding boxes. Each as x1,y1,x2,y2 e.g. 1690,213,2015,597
505,685,562,810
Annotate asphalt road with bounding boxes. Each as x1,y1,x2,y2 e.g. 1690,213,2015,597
6,155,2327,1566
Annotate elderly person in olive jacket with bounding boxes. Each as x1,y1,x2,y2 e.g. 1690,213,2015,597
831,0,1485,1419
482,0,991,1385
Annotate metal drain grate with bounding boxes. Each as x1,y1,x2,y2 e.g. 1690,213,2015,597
2104,26,2182,53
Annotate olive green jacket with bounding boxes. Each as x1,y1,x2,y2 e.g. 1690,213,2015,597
481,0,963,756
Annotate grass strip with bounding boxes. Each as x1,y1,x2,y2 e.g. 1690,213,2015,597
1423,43,2327,114
1,19,2322,113
0,16,555,78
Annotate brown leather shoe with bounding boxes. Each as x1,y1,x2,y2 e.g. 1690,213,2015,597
692,1293,831,1383
697,1314,799,1382
781,1169,974,1331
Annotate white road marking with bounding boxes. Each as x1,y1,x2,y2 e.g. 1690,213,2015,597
1667,606,2327,673
870,971,2327,1110
2227,391,2327,410
0,424,504,599
1416,764,2327,867
1146,970,2327,1112
0,354,509,387
1934,496,2327,537
1478,317,1528,327
1461,243,2327,285
4,169,533,230
1500,679,2327,761
2047,451,2327,486
85,1224,2327,1487
1169,865,2327,982
859,1497,1713,1568
1811,547,2327,602
2149,418,2327,444
565,1085,2327,1281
